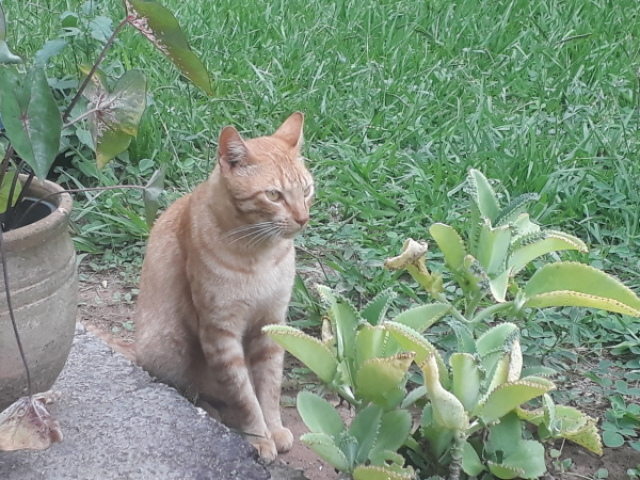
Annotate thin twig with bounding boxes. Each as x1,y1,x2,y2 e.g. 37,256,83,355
0,227,32,397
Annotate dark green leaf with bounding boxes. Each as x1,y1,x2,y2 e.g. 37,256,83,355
125,0,213,95
0,67,62,179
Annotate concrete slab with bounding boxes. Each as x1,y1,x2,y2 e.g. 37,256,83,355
0,326,270,480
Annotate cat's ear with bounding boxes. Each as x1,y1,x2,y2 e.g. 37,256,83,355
218,126,250,170
273,112,304,151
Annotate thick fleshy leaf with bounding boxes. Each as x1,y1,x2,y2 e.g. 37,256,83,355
0,67,61,179
317,285,360,361
474,380,555,424
420,353,468,431
494,192,540,226
125,0,213,95
82,69,147,168
508,231,588,274
361,288,396,325
462,441,485,476
450,353,481,411
429,223,466,270
468,169,500,223
355,324,393,367
501,440,547,479
296,391,344,437
349,404,382,463
263,325,338,384
384,321,449,387
516,401,603,455
355,353,414,408
143,167,165,226
476,323,519,357
393,303,450,333
300,432,350,472
487,462,523,479
372,410,412,455
524,262,640,317
489,268,511,303
0,5,21,64
477,223,511,275
0,169,22,213
353,465,414,480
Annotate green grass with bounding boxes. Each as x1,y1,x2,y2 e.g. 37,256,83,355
6,0,639,303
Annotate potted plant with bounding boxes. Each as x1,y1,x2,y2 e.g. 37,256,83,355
0,0,212,428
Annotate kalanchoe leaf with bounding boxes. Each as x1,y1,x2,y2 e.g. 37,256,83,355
462,440,485,476
467,169,500,223
493,192,540,226
489,268,511,303
300,432,350,472
124,0,213,95
371,409,412,456
384,321,449,387
508,231,588,274
296,391,345,437
450,353,481,411
477,222,511,276
420,352,468,431
316,285,360,381
352,465,415,480
0,5,22,64
429,223,466,270
361,288,396,325
523,261,640,317
355,324,397,368
393,303,450,333
263,325,338,384
486,462,524,480
355,353,414,409
348,404,383,464
0,67,62,179
143,166,165,226
473,379,555,424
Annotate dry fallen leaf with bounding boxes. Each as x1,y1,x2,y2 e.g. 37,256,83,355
0,391,63,451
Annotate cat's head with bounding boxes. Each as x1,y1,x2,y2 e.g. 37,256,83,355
216,112,314,244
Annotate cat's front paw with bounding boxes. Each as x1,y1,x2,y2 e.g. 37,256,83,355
271,427,294,453
251,436,278,462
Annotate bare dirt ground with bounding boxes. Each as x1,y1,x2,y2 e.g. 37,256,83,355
78,270,639,480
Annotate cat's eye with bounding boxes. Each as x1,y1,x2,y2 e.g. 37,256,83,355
265,190,282,202
303,185,313,197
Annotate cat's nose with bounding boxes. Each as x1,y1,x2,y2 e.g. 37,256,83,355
294,213,309,227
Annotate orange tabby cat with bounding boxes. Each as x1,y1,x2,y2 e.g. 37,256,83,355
135,113,313,460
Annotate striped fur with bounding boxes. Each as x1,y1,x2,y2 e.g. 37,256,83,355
135,113,313,460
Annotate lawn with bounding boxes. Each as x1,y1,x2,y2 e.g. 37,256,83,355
5,0,640,475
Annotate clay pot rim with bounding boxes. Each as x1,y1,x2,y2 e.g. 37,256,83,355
3,176,73,251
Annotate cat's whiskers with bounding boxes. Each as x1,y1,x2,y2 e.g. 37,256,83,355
245,224,284,249
226,222,276,245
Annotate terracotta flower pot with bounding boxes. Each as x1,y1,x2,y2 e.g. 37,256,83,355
0,177,78,411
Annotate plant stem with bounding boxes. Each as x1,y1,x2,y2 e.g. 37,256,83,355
470,302,514,325
62,17,129,123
